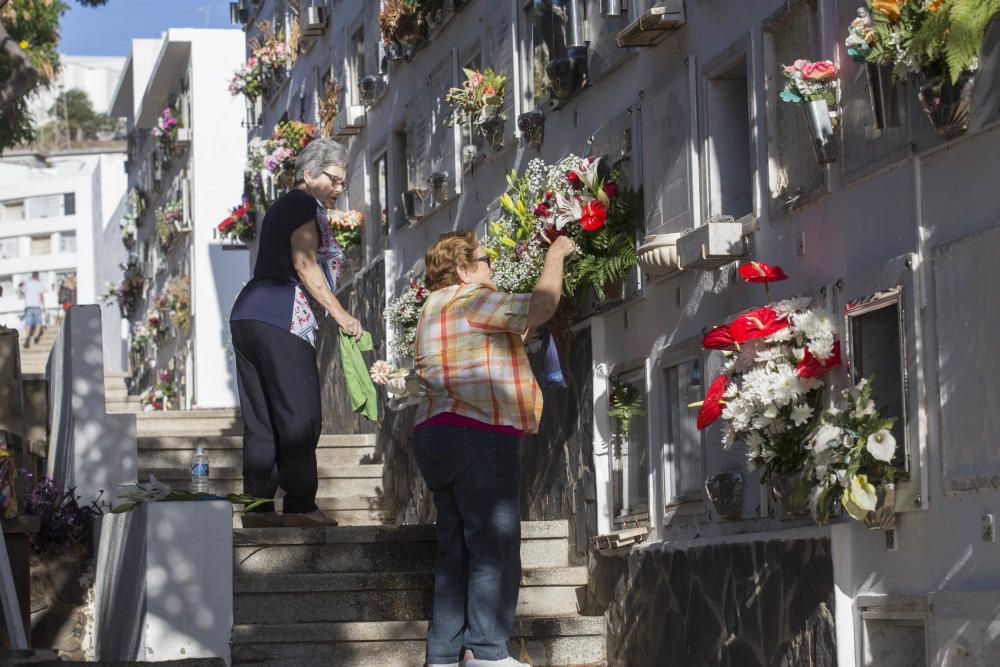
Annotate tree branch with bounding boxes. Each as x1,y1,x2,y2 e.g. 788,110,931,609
0,19,40,109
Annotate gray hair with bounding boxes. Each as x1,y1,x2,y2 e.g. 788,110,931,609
295,137,348,184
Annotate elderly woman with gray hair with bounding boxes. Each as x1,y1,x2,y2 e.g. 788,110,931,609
230,137,362,528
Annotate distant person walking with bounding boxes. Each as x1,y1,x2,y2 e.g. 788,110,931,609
229,138,362,528
411,230,575,667
21,271,45,349
58,274,77,313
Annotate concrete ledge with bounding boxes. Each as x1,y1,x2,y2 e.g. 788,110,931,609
233,521,569,546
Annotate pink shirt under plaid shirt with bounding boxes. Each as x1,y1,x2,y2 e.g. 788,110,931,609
414,283,544,434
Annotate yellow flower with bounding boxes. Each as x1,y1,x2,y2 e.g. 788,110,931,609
18,40,28,49
871,0,901,22
842,474,878,521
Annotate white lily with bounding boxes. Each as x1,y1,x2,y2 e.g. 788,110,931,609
552,192,585,230
842,474,877,521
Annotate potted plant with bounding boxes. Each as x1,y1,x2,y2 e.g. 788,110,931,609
694,261,843,516
780,59,840,164
445,68,508,151
802,378,898,529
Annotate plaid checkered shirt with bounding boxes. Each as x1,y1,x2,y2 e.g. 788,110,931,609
414,283,543,434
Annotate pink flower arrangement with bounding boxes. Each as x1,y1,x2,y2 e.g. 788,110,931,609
780,59,840,104
369,360,393,385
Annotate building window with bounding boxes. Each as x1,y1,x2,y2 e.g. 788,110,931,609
30,235,52,256
27,194,65,219
703,44,754,221
1,200,25,223
63,193,76,216
0,274,13,297
59,231,77,254
610,368,649,517
661,358,704,504
846,287,907,472
0,238,18,259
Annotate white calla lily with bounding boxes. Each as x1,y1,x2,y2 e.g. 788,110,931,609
866,429,896,463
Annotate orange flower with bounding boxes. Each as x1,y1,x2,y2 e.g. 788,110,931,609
928,0,943,10
871,0,901,22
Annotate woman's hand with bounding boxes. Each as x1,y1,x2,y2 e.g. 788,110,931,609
335,311,363,340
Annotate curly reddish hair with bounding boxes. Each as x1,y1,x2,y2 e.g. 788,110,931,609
424,230,479,291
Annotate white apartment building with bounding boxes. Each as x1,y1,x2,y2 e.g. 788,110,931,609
234,1,1000,664
109,29,249,407
0,151,126,331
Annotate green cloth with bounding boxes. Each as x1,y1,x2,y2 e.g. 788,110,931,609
339,329,378,422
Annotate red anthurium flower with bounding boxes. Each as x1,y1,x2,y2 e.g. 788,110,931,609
697,374,729,430
579,201,607,231
218,217,236,233
729,307,789,343
566,171,584,189
602,182,619,200
703,324,737,351
542,225,568,242
795,340,842,379
534,203,550,218
739,261,789,284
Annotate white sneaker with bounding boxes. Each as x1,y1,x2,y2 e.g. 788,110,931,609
462,656,530,667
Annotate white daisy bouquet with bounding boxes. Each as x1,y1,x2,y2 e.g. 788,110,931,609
804,378,897,524
696,262,842,482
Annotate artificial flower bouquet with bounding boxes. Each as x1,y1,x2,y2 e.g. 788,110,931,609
780,59,840,110
155,201,184,252
386,279,429,359
165,275,191,335
328,209,364,249
803,378,897,524
445,68,507,127
218,199,256,242
696,262,842,483
229,56,262,100
483,154,640,301
141,369,177,411
131,321,151,354
150,106,180,154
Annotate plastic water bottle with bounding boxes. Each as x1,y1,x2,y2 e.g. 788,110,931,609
190,446,209,493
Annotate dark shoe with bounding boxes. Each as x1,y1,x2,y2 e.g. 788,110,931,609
241,511,282,528
281,509,339,527
23,339,30,349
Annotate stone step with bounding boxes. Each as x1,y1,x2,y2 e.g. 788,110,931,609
138,440,377,469
135,409,243,436
137,433,376,450
233,495,397,527
141,470,384,498
233,567,586,624
230,617,606,666
233,523,570,575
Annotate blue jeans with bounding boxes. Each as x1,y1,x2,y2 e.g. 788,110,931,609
411,425,522,664
23,307,43,328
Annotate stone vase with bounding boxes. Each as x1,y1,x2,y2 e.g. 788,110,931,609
802,99,838,164
862,482,896,531
705,472,743,521
545,46,588,100
429,171,450,205
917,70,976,140
517,110,545,148
478,115,505,151
770,470,810,516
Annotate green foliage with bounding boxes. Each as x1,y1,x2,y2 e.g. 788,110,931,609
0,0,110,151
608,376,646,441
565,182,642,301
943,0,1000,81
44,87,118,140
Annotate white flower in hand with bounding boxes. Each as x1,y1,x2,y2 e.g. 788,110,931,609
369,359,393,386
866,428,896,463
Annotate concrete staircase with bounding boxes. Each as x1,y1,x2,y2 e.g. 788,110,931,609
231,523,607,666
126,406,606,666
17,324,61,376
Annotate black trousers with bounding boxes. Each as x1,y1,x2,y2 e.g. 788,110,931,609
231,319,321,514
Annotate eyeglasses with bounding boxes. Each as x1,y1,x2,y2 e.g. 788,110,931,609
476,255,492,270
322,172,348,189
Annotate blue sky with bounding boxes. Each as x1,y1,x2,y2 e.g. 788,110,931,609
60,0,237,56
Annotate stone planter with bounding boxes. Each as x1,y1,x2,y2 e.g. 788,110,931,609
545,46,588,100
770,470,810,516
861,482,896,531
705,472,743,521
917,70,975,140
429,171,450,205
517,110,545,148
866,63,900,129
394,11,428,49
636,233,682,277
478,115,505,151
802,99,838,164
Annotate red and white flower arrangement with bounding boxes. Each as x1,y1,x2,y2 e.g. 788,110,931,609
150,106,180,153
696,261,842,480
218,198,256,242
140,370,177,412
